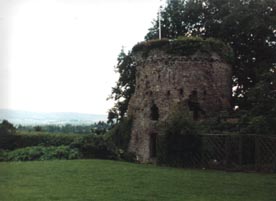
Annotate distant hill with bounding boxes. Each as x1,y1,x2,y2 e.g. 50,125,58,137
0,109,107,126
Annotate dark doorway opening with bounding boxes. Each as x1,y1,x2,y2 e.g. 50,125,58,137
150,133,157,158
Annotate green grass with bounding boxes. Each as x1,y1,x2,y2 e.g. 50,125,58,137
0,160,275,201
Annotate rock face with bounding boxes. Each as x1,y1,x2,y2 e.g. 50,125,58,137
127,40,232,162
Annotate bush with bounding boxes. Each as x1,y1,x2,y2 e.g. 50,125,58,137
157,105,202,167
0,134,18,150
1,146,80,161
70,134,119,160
118,149,136,162
132,37,233,63
108,118,132,151
0,129,133,161
0,149,7,161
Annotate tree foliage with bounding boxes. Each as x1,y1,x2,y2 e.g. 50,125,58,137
0,120,16,135
240,68,276,134
146,0,276,109
109,0,276,132
108,49,136,124
157,104,201,166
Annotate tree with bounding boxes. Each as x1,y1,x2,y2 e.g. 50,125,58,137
90,121,110,135
145,0,276,110
108,0,276,131
206,0,276,109
240,68,276,134
0,120,16,135
145,0,187,40
108,49,136,124
34,126,42,132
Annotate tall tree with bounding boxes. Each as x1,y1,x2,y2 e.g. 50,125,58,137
109,0,276,125
241,68,276,134
145,0,276,109
145,0,187,40
108,49,136,124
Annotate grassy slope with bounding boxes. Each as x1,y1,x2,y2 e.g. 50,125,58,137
0,160,275,201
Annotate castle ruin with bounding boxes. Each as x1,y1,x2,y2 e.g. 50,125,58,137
127,39,233,162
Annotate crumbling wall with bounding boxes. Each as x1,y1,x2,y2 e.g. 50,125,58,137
128,41,232,162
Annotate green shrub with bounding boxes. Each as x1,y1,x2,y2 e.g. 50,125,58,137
197,115,240,134
2,145,80,161
239,115,271,134
0,134,18,150
70,134,119,160
108,118,133,150
118,149,136,162
132,37,233,63
0,149,7,161
132,39,169,58
132,39,169,52
0,130,134,161
157,105,202,167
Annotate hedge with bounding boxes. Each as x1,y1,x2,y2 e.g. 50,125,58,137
0,133,81,150
0,132,124,161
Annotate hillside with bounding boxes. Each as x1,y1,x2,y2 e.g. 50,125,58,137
0,109,107,125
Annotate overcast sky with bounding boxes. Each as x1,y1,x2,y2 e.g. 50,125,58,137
0,0,161,114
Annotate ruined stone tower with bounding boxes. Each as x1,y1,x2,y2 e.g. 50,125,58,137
127,38,233,162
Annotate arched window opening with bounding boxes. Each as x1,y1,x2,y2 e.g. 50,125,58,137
150,103,159,121
145,81,150,88
179,88,184,96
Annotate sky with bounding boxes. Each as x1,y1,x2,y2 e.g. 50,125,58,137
0,0,161,115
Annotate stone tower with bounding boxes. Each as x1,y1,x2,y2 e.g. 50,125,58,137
127,38,232,162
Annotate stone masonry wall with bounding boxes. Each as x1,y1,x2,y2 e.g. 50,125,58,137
128,47,232,163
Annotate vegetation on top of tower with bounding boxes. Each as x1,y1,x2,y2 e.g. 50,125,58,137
132,37,234,63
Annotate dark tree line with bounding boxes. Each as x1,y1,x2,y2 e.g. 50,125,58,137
17,121,111,135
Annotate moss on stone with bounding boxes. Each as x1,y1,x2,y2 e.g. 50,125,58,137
132,37,234,63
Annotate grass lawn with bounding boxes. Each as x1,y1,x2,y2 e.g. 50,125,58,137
0,160,275,201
